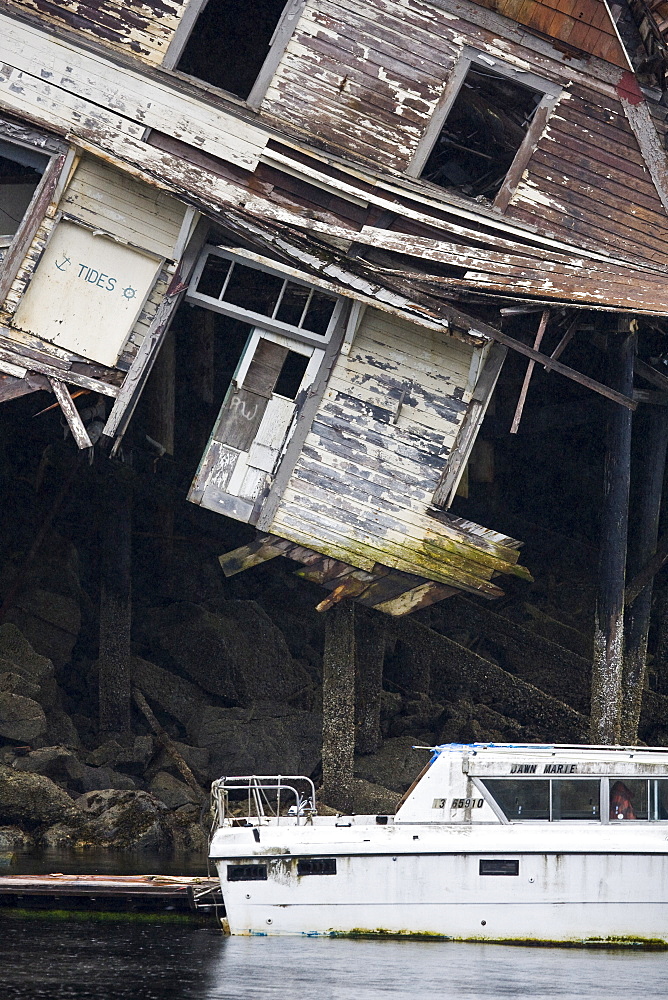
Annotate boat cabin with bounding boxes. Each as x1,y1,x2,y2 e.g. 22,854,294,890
396,744,668,824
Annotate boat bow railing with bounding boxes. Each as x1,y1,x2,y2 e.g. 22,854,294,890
211,775,317,828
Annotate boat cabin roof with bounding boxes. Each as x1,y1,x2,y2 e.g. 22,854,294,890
428,743,668,773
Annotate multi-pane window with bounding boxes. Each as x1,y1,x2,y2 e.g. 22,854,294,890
189,248,341,342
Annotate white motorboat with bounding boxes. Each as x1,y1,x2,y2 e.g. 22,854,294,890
208,743,668,945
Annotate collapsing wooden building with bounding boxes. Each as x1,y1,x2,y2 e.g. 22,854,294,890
2,0,668,636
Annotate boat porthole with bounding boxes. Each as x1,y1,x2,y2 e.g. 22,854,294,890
481,920,486,926
529,877,535,883
267,918,273,925
245,894,251,899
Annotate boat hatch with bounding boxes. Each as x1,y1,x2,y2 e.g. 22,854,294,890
211,775,317,828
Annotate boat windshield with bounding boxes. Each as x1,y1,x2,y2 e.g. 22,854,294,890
481,777,668,821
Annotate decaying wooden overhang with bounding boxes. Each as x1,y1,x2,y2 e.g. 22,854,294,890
3,0,668,613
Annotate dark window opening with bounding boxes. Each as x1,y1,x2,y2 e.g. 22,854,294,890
297,858,337,876
193,252,338,338
303,290,337,336
197,254,231,299
479,859,519,876
0,139,48,239
224,262,284,315
421,66,542,200
169,303,252,467
276,281,310,326
176,0,288,100
274,349,309,399
227,864,268,881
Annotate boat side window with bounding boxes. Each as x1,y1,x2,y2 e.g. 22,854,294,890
481,779,550,820
609,779,648,821
551,779,599,821
651,779,668,820
482,778,601,821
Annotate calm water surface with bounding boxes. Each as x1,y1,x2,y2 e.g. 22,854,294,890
2,921,668,1000
2,853,668,999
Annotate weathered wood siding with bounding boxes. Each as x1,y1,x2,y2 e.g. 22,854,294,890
506,85,668,265
268,307,487,583
2,155,187,368
259,1,668,264
60,156,186,260
6,0,187,65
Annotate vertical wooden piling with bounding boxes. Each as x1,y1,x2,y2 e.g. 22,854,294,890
589,323,636,745
621,406,668,743
99,463,133,735
355,614,384,755
322,601,356,812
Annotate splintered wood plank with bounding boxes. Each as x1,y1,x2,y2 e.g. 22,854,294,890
374,581,458,615
218,539,287,577
47,378,93,450
510,309,550,434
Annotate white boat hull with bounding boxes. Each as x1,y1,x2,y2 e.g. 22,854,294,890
215,849,668,944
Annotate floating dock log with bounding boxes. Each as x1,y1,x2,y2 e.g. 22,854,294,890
0,874,223,916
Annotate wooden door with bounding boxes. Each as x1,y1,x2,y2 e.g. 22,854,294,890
189,329,323,521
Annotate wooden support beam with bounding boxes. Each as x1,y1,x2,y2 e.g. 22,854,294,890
621,406,668,743
635,358,668,393
322,601,356,812
544,318,578,369
99,464,133,735
510,309,550,434
482,326,637,410
47,378,93,450
133,687,206,804
355,613,385,755
590,326,636,745
625,534,668,607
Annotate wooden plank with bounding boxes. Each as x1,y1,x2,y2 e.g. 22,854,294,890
0,14,268,171
432,343,507,507
635,358,668,393
0,343,119,397
374,581,458,615
479,328,637,409
47,378,93,449
510,309,550,434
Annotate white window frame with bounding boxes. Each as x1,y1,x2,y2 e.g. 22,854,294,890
0,119,72,308
407,48,562,211
162,0,307,109
186,245,345,347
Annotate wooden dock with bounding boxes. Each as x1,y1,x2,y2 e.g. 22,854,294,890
0,874,223,915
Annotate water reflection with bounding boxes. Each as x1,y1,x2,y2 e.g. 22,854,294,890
2,922,668,1000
